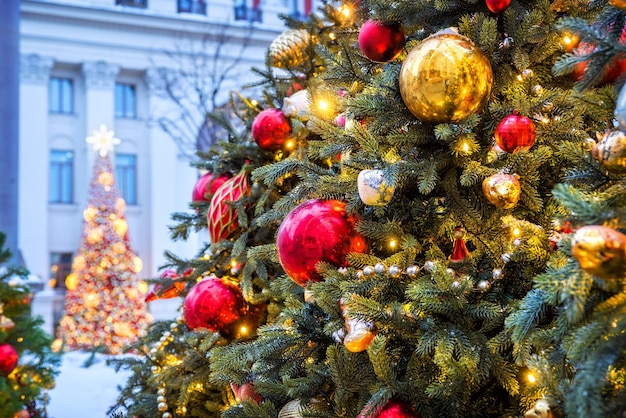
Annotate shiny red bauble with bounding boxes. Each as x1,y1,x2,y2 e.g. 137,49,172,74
0,343,19,375
251,108,291,151
276,199,368,286
208,169,251,243
358,399,420,418
572,42,626,85
192,172,231,202
494,113,536,153
183,277,247,332
485,0,510,13
376,400,420,418
358,20,406,63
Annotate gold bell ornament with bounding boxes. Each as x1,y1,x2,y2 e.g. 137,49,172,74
357,169,395,206
399,29,493,124
592,130,626,173
268,29,311,68
482,173,521,209
571,225,626,280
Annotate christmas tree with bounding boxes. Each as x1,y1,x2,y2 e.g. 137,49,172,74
58,125,150,355
113,0,626,417
0,232,60,418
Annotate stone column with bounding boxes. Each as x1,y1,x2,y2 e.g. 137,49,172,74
0,0,21,264
144,68,194,320
20,54,56,335
19,54,54,280
81,61,120,168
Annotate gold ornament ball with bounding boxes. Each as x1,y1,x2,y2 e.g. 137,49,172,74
268,29,310,68
399,32,493,123
482,173,521,209
572,225,626,280
592,130,626,172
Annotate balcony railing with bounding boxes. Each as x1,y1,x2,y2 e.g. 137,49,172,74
234,5,262,22
178,0,207,14
115,0,147,8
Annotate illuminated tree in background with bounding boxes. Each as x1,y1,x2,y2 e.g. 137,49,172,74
58,125,150,354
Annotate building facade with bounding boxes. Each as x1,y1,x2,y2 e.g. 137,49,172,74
20,0,312,332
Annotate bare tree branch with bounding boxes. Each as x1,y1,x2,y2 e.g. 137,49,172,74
148,23,257,160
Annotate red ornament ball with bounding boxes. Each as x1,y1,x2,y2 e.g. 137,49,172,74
0,343,18,375
358,20,405,63
192,172,231,202
485,0,511,13
251,108,291,151
494,113,536,153
183,278,247,332
208,169,251,243
573,42,626,85
376,400,420,418
358,399,419,418
276,199,368,286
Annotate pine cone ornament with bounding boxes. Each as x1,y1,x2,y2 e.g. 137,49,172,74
208,168,250,243
268,29,311,68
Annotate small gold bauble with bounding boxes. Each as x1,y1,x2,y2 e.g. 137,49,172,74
572,225,626,280
524,398,554,418
592,129,626,172
268,29,310,68
278,399,304,418
610,0,626,10
357,169,395,206
482,173,521,209
399,31,493,123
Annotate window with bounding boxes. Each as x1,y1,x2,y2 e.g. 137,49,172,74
178,0,206,14
50,252,73,289
49,78,73,114
234,0,262,22
288,0,312,19
115,0,147,7
115,153,137,205
115,83,136,118
49,150,74,204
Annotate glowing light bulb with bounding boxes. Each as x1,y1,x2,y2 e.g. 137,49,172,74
527,373,536,384
512,227,521,237
285,139,295,150
317,99,329,112
388,239,398,250
339,4,351,18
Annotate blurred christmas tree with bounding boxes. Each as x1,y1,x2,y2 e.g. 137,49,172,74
113,0,626,417
0,232,60,418
58,125,150,355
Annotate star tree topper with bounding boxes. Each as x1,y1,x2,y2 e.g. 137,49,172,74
86,124,120,157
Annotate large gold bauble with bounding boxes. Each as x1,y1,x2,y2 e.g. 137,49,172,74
399,32,493,123
572,225,626,280
268,29,310,68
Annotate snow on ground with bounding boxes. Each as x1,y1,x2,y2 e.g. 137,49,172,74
46,351,133,418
